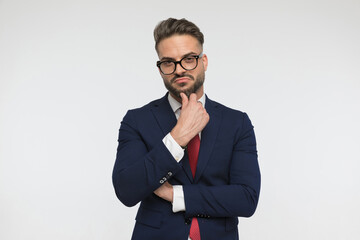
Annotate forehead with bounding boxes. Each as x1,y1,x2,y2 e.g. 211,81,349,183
157,34,202,59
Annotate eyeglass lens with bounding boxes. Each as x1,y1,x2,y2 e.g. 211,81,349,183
160,56,198,75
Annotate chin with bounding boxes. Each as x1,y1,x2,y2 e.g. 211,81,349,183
175,82,190,88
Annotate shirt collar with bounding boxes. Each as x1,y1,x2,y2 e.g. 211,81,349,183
167,92,206,113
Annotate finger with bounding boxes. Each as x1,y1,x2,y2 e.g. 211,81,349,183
199,113,210,129
180,92,188,107
189,93,197,103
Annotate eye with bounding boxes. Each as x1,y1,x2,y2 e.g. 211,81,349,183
161,61,173,67
183,57,195,63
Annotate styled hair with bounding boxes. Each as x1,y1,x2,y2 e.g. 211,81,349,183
154,18,204,52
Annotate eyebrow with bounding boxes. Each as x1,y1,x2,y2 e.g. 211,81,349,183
160,52,199,61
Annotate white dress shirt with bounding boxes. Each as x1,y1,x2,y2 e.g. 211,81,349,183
162,92,206,213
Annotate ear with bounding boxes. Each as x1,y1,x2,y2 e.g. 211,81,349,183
202,54,208,71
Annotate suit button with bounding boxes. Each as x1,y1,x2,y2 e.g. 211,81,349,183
185,218,191,225
168,172,172,176
160,176,168,183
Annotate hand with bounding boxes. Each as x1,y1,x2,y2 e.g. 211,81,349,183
154,182,173,202
171,93,210,147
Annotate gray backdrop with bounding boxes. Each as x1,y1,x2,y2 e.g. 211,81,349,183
1,0,359,239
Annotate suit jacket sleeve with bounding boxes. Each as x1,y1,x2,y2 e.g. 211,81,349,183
183,112,261,218
112,110,182,207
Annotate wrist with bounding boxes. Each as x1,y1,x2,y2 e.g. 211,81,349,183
170,186,174,203
170,128,190,147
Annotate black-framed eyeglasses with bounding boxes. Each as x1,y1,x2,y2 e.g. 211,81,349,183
156,53,203,75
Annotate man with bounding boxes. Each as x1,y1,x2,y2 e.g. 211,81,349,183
112,18,261,240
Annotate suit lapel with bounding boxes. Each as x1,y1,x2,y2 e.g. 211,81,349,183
194,96,221,183
180,153,194,183
150,94,177,136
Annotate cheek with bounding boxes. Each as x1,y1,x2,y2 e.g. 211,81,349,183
162,75,172,83
193,67,204,77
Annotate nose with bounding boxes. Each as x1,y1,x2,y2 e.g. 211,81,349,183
174,62,186,75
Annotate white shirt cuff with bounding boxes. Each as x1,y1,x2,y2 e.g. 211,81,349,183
172,185,186,212
162,133,184,162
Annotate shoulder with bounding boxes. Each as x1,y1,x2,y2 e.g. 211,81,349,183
206,96,247,117
127,94,167,113
206,96,253,128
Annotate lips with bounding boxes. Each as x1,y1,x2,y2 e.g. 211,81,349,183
174,77,190,84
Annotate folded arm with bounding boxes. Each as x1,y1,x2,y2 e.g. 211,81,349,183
183,113,261,218
112,110,182,207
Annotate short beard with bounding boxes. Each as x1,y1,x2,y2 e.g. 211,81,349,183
163,72,205,99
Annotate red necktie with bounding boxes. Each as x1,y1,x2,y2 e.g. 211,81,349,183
187,134,201,240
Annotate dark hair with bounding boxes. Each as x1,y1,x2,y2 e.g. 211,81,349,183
154,18,204,52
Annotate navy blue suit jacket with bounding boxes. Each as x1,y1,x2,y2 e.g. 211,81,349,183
112,94,261,240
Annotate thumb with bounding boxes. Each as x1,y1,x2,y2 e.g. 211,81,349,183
180,93,188,107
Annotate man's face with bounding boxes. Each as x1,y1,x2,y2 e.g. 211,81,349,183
157,34,208,100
